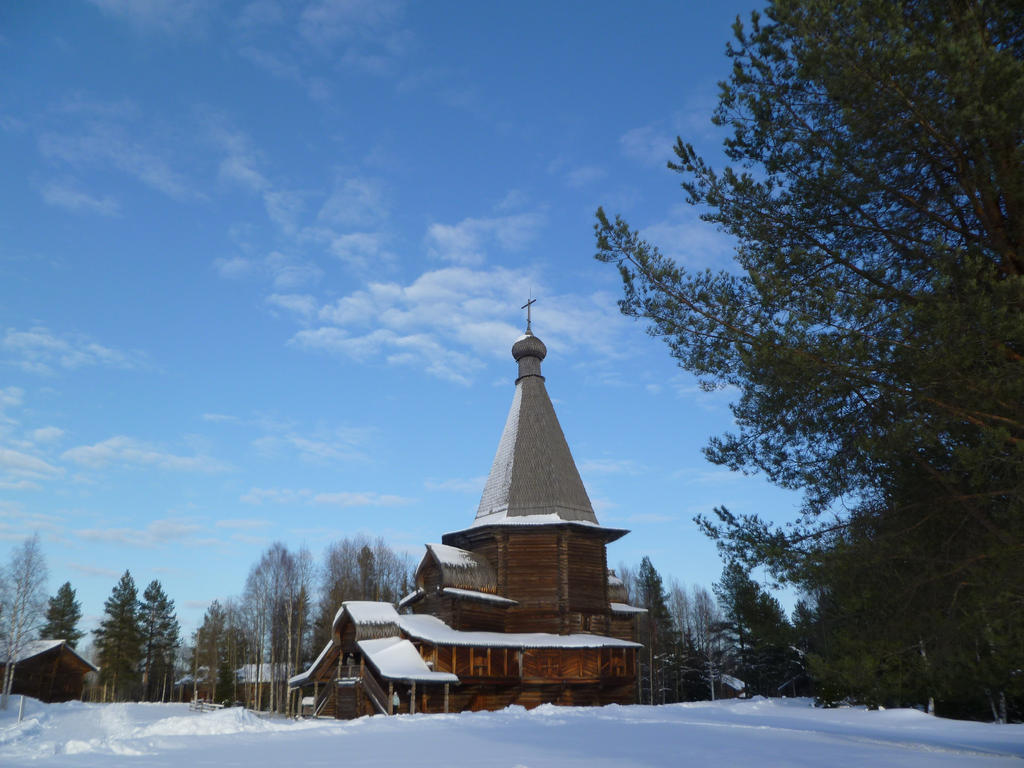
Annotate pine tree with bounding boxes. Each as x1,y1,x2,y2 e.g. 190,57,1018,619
94,570,143,701
40,582,85,649
595,0,1024,718
714,562,796,698
139,580,180,702
636,557,675,704
195,600,227,702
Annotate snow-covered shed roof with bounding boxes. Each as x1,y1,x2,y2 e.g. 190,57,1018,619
721,674,746,691
610,602,647,615
333,600,401,639
440,587,517,607
607,570,629,603
236,663,290,683
398,614,640,650
8,639,98,672
288,641,335,688
358,637,459,685
398,588,425,610
419,543,497,592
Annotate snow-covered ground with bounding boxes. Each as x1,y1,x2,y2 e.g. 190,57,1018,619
1,696,1021,767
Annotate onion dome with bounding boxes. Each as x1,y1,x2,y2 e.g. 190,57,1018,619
512,330,546,380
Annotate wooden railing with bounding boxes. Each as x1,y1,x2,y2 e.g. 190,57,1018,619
312,684,333,718
189,700,224,712
337,664,361,680
360,668,390,715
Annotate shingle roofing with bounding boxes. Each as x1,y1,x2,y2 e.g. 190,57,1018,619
474,329,599,526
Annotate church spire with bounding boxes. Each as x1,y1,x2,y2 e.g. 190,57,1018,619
473,315,598,525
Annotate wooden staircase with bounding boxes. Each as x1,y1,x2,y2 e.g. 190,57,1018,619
308,665,388,720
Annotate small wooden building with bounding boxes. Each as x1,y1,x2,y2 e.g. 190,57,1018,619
291,323,645,717
2,639,97,702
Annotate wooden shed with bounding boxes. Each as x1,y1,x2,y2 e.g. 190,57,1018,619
2,639,97,702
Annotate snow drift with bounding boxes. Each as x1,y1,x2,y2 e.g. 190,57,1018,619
1,696,1021,767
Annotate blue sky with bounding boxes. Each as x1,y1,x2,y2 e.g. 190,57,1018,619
1,0,801,638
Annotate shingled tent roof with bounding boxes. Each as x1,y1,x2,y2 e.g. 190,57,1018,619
447,326,626,543
419,543,497,592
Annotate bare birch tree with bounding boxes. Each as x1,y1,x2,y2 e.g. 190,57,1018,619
1,534,48,709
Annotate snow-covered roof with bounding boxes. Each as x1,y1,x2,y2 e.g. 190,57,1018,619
607,570,629,603
610,602,647,615
8,639,98,672
335,600,401,627
398,588,425,609
333,600,401,640
288,641,335,688
441,587,517,606
721,674,746,691
398,614,640,650
428,543,479,568
357,637,459,685
236,663,290,683
421,543,497,592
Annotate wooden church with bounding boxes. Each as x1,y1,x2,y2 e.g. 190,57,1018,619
290,316,645,717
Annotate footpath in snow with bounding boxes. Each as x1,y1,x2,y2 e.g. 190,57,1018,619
1,695,1022,768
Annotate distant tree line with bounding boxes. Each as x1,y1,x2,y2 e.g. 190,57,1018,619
0,532,411,713
621,556,801,706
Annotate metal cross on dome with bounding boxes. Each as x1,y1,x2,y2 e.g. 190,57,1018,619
521,295,536,332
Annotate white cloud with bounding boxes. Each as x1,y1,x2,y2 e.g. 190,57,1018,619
298,0,404,52
39,123,195,200
252,426,370,464
213,255,256,279
74,517,206,547
0,447,62,478
62,436,229,473
283,265,635,385
563,165,606,188
241,487,412,507
620,123,675,167
88,0,208,34
641,204,737,270
312,491,412,507
425,476,486,493
214,253,322,288
237,46,332,104
426,213,545,265
202,413,238,423
39,178,120,216
578,458,644,476
318,231,393,271
215,518,271,529
263,189,305,234
317,176,388,228
2,326,139,375
236,0,283,29
219,150,268,192
68,561,120,578
30,427,65,444
265,251,323,289
0,386,23,413
267,293,318,319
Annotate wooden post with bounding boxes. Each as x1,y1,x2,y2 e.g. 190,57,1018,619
387,682,393,715
443,682,449,713
411,681,416,714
